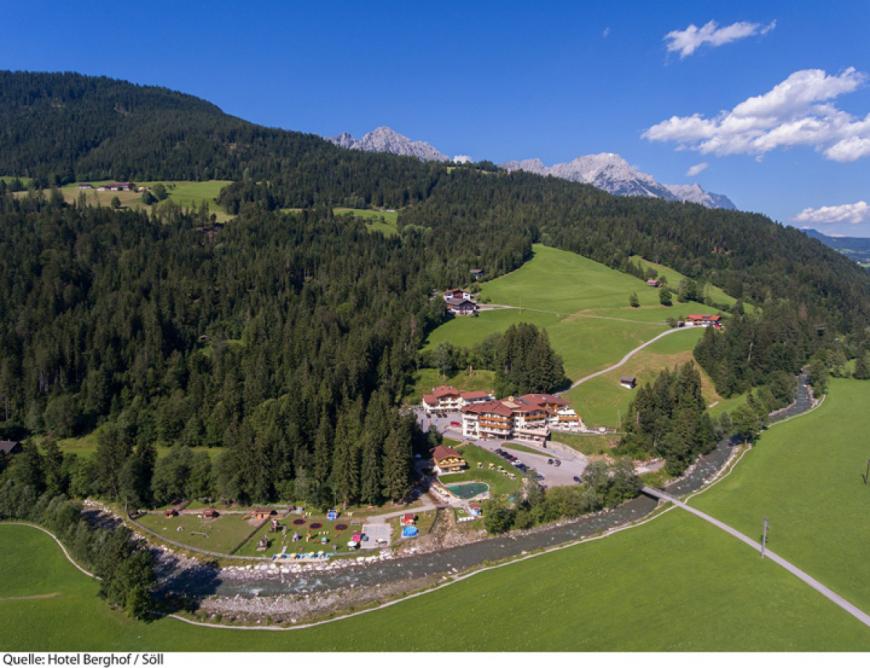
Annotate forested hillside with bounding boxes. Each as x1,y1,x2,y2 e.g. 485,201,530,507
0,71,441,209
0,191,449,505
1,72,869,509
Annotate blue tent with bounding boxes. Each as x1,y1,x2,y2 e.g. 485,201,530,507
402,525,419,538
326,509,339,521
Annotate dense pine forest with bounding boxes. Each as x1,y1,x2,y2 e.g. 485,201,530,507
1,71,869,510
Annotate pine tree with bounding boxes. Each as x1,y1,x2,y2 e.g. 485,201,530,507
313,412,333,488
331,399,362,506
42,437,66,497
382,417,412,502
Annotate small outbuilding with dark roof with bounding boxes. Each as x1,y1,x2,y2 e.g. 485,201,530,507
0,440,22,456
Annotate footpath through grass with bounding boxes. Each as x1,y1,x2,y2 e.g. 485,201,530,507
423,245,726,382
690,377,870,613
3,506,869,650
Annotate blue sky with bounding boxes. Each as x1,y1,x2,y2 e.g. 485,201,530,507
2,1,869,234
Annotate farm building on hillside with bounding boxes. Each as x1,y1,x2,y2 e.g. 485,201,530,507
446,297,479,316
443,288,472,302
98,182,134,192
432,445,467,474
470,268,485,280
646,278,660,287
686,314,722,328
620,376,637,389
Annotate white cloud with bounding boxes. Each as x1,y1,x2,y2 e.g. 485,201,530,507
643,67,870,162
686,162,709,176
665,19,776,58
602,27,611,39
452,155,472,164
794,200,870,225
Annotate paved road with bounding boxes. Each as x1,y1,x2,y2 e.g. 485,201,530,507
563,326,696,391
642,486,870,628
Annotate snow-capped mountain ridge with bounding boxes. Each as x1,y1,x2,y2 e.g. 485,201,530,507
327,127,736,209
504,153,735,209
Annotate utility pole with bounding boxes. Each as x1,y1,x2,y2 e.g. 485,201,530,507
761,517,769,559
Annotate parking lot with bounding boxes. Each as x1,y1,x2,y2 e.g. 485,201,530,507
413,407,588,487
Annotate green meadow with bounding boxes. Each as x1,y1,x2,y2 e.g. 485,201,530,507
14,179,233,221
424,245,726,382
3,499,868,650
54,429,222,462
690,378,870,612
333,207,399,236
5,383,870,650
630,255,739,308
565,327,723,428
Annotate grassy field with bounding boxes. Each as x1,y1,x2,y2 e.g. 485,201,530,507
14,180,233,222
690,377,870,612
4,504,869,650
424,245,725,382
550,432,618,456
438,444,524,497
1,175,33,187
136,512,261,555
565,327,724,428
630,255,738,308
333,207,399,236
54,429,222,462
405,367,496,404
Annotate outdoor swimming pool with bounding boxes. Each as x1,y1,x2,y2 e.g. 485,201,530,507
446,481,489,499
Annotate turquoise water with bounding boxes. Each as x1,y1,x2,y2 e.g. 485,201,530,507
446,482,489,499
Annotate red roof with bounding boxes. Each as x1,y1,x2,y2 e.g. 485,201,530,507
432,385,461,398
687,314,722,322
433,445,462,461
462,400,514,417
460,390,491,400
519,393,568,408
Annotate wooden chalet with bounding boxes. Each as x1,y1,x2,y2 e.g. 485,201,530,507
432,445,466,473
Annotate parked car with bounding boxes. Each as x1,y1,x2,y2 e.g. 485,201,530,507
547,458,554,465
553,459,561,467
572,475,582,483
450,420,460,427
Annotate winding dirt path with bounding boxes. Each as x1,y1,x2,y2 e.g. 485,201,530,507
563,326,694,392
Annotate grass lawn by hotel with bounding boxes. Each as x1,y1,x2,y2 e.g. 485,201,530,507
438,443,524,497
